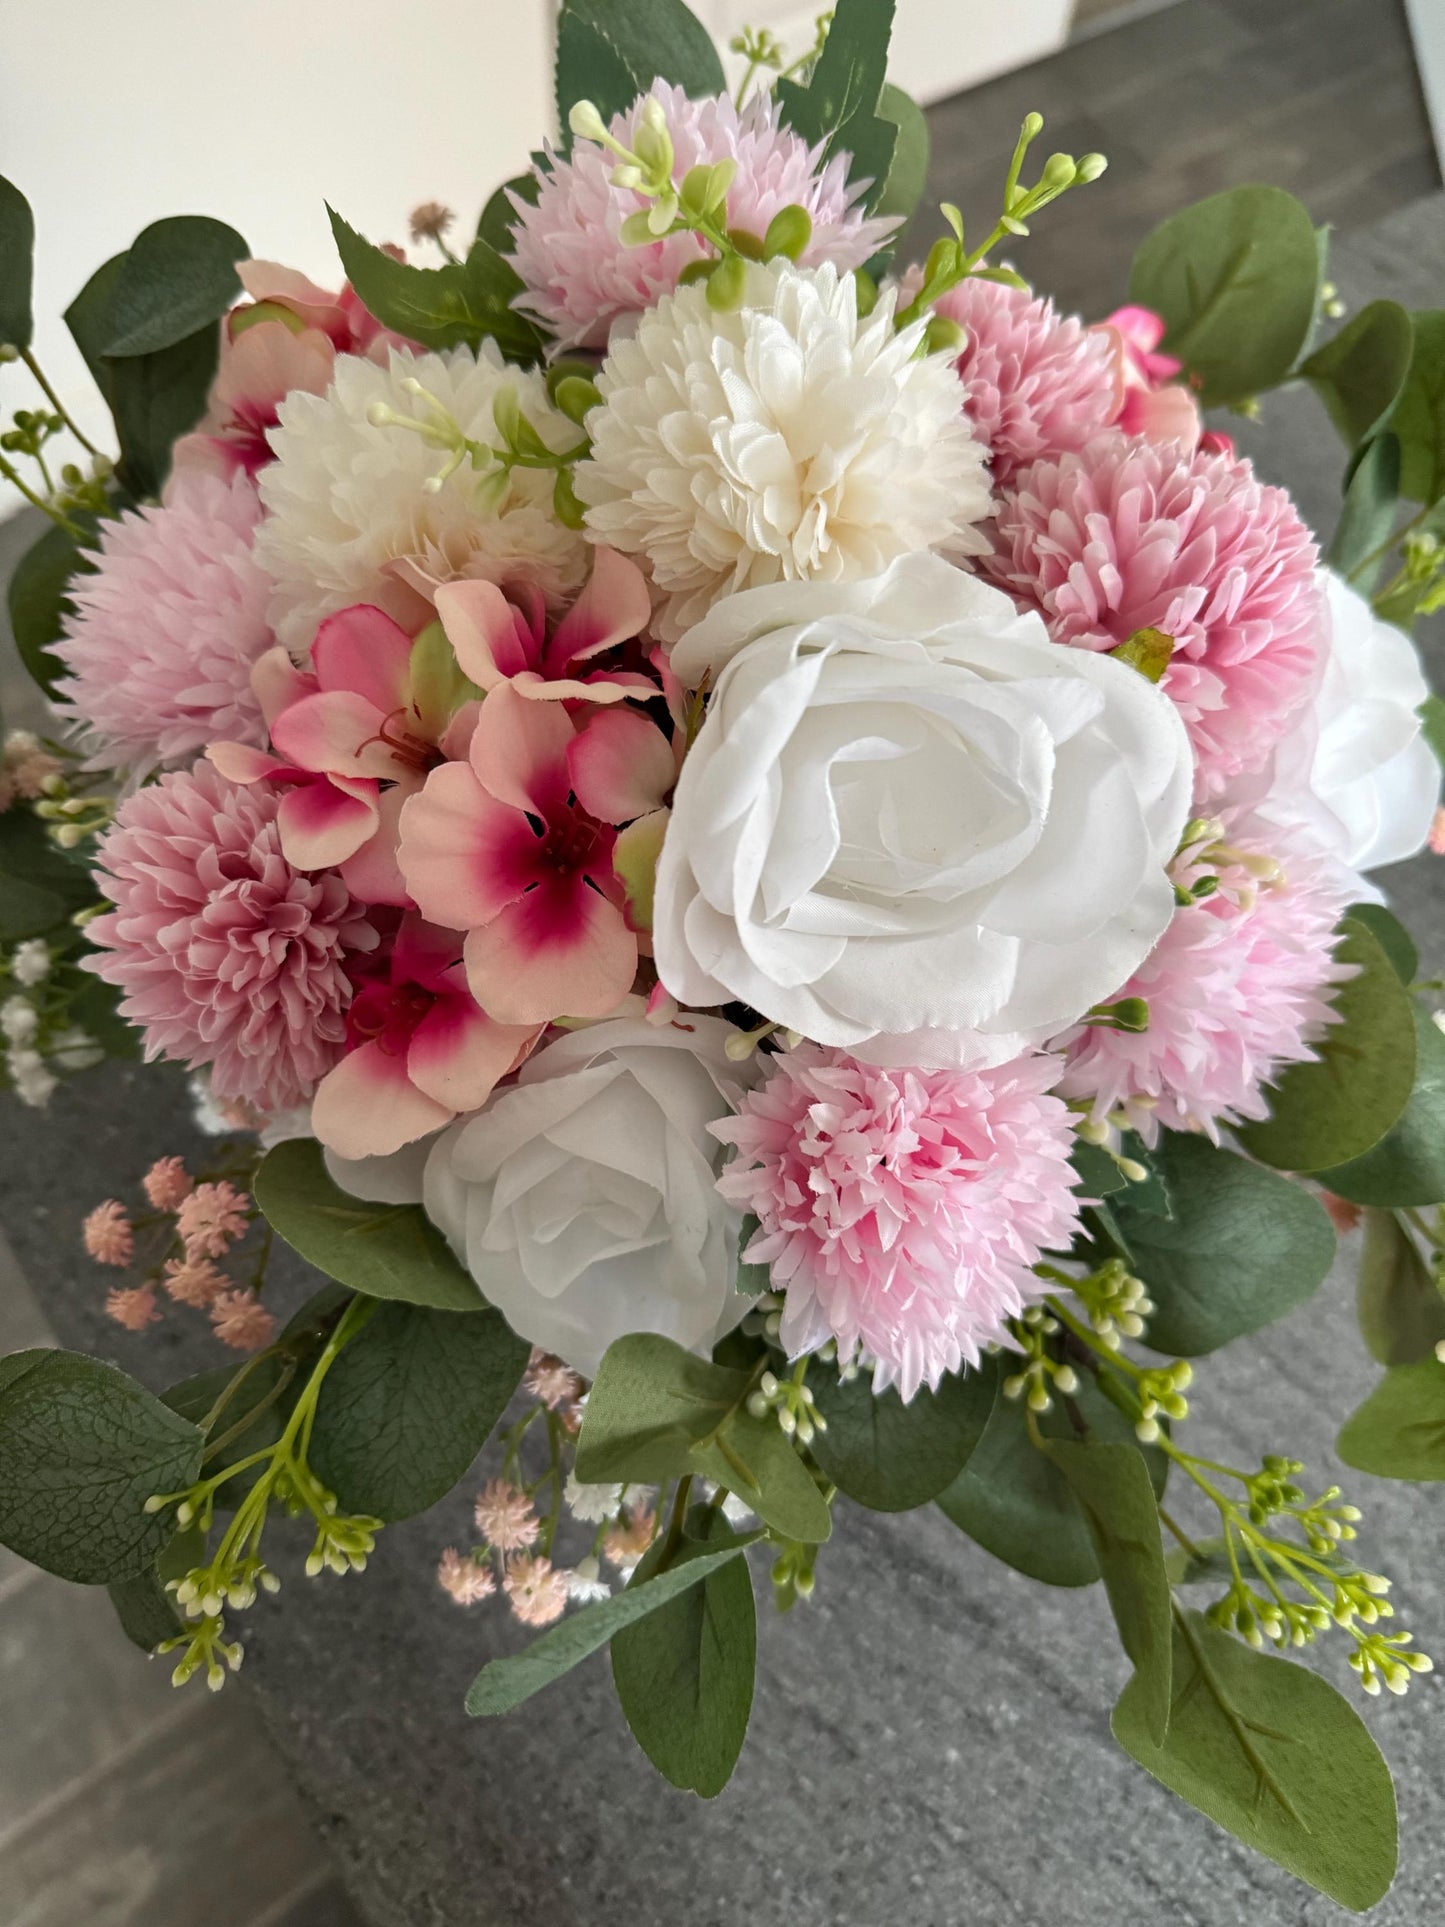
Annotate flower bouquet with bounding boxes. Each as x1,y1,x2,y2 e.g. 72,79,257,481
2,0,1444,1908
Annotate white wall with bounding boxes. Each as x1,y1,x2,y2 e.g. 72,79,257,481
0,0,558,452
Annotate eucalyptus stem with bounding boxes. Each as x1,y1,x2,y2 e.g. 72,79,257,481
19,346,102,456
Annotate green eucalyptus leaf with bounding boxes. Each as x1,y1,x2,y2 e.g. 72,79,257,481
554,0,725,133
0,173,36,350
0,1350,203,1584
0,806,98,940
1327,431,1400,587
611,1507,756,1796
1351,1208,1445,1366
1071,1138,1128,1199
308,1301,528,1521
873,84,930,229
106,1525,203,1653
1337,1356,1445,1480
1162,1534,1239,1589
1318,1007,1445,1208
1112,1134,1336,1357
1113,1609,1397,1911
1419,692,1445,772
254,1137,483,1313
465,1534,756,1716
1128,186,1321,408
328,209,545,363
1238,917,1417,1174
476,175,539,256
6,518,94,699
777,0,898,210
1392,309,1445,506
103,215,247,357
1303,299,1414,449
1345,902,1418,985
808,1359,994,1511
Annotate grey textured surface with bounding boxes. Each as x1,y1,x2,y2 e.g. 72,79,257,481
4,186,1445,1927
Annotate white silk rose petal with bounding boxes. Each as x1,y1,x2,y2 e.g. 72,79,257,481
656,555,1195,1069
326,1018,755,1378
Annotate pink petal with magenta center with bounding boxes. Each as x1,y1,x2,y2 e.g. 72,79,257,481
276,774,379,870
310,1037,453,1159
463,877,637,1024
272,689,399,781
407,994,538,1111
568,707,676,822
311,604,416,713
398,763,539,929
545,546,651,677
436,579,539,687
468,682,575,818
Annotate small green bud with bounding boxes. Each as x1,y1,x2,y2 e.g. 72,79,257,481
1041,153,1076,191
852,267,879,317
1075,152,1108,183
923,235,958,286
552,375,601,426
763,204,813,263
706,253,749,313
552,466,585,531
1021,111,1044,141
568,99,610,145
923,314,966,357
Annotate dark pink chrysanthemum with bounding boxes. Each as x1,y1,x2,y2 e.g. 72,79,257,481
934,277,1121,488
1057,813,1354,1141
84,761,377,1114
987,436,1326,795
713,1046,1081,1402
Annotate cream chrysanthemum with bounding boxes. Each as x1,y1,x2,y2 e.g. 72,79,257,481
255,344,588,656
576,262,993,642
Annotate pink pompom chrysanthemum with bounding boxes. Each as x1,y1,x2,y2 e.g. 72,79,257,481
933,277,1122,488
508,80,896,349
713,1046,1082,1402
55,471,274,778
987,436,1326,795
1057,813,1354,1142
83,760,377,1114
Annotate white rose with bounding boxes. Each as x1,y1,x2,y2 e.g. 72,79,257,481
655,554,1194,1069
327,1018,752,1378
1265,570,1439,872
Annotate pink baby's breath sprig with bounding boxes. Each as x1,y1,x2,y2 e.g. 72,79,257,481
523,1350,585,1412
83,1199,134,1268
142,1156,193,1211
162,1254,228,1308
437,1547,496,1606
209,1289,277,1353
603,1508,656,1576
502,1553,571,1628
176,1180,252,1260
105,1282,160,1331
474,1478,540,1553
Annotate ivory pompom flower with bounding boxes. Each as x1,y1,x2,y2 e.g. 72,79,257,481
577,262,993,642
255,345,588,655
1057,815,1355,1141
83,761,377,1114
508,81,896,349
713,1046,1082,1402
55,471,273,777
988,436,1325,796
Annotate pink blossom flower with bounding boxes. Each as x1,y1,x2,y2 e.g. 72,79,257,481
310,915,540,1161
524,1351,584,1411
398,684,670,1024
55,471,274,776
176,1181,252,1258
508,81,897,349
0,730,61,806
436,1547,496,1606
474,1479,539,1552
1094,306,1203,450
83,1200,134,1267
602,1510,655,1575
714,1046,1082,1402
142,1157,193,1212
209,1289,278,1352
502,1553,571,1627
988,436,1325,795
932,277,1121,488
1430,806,1445,856
84,761,378,1113
1057,814,1355,1141
162,1254,228,1308
105,1283,160,1331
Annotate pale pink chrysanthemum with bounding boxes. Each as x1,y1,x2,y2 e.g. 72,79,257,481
54,471,274,778
175,1181,252,1260
436,1547,496,1606
987,436,1326,796
162,1254,228,1308
1057,813,1355,1142
105,1282,160,1331
523,1350,584,1411
209,1289,277,1352
473,1479,539,1552
83,1200,134,1267
142,1156,193,1212
714,1046,1082,1402
932,277,1121,489
502,1553,571,1628
84,761,377,1114
508,80,896,349
602,1509,656,1575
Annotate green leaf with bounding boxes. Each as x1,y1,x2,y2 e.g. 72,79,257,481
576,1334,832,1544
872,84,929,229
103,215,247,357
611,1507,756,1796
1110,1134,1336,1356
1113,1609,1397,1911
6,519,93,699
1238,917,1417,1174
1303,300,1414,449
777,0,898,208
465,1534,756,1716
64,253,127,399
327,210,545,364
254,1137,484,1313
308,1301,528,1522
1128,186,1322,408
1392,309,1445,505
1071,1137,1128,1199
1419,691,1445,772
1337,1356,1445,1480
1163,1534,1239,1589
476,174,538,257
553,0,725,133
1318,1007,1445,1208
1041,1439,1173,1745
1110,626,1175,684
0,173,36,350
1346,901,1418,984
0,806,98,941
937,1370,1164,1588
1327,430,1400,586
1351,1208,1445,1366
0,1350,203,1584
106,1525,203,1653
808,1360,994,1511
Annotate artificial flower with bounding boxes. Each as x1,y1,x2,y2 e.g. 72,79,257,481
474,1479,539,1552
654,554,1194,1069
105,1284,160,1331
1094,304,1203,449
209,1290,278,1352
83,1200,134,1267
436,1547,495,1606
142,1157,193,1211
576,261,993,642
503,1553,571,1627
